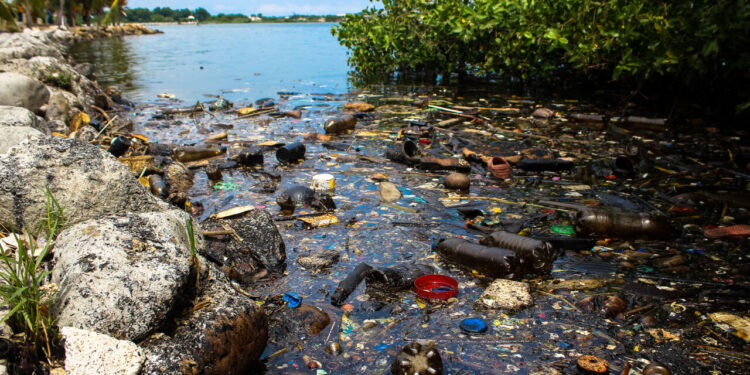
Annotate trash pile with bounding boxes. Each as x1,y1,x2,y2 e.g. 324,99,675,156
78,88,750,374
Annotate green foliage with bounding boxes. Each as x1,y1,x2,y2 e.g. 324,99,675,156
0,1,20,32
40,69,73,91
333,0,750,89
0,187,65,355
185,217,200,289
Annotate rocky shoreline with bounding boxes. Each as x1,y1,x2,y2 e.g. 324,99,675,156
0,25,272,374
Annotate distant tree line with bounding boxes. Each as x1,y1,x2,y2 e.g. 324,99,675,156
123,7,343,24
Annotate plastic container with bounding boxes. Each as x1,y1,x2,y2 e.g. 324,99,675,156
414,274,458,300
311,173,336,194
282,292,302,308
108,136,130,158
487,156,511,179
276,142,306,163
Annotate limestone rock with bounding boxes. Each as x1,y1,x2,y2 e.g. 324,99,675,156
140,263,268,375
475,279,533,310
297,250,340,270
0,136,165,230
0,72,50,112
0,126,42,154
532,107,554,119
379,181,402,202
202,209,286,278
0,105,48,132
61,327,144,375
344,102,375,112
51,210,202,341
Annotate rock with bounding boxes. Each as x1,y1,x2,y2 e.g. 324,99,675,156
51,210,201,341
0,72,50,112
71,124,98,143
0,105,48,132
532,107,554,119
0,126,42,154
379,181,402,202
61,327,144,375
202,209,286,278
44,87,82,122
475,279,533,310
0,136,165,230
164,161,193,196
73,63,95,80
267,302,330,346
46,119,67,134
140,262,268,375
545,278,610,291
344,102,375,112
297,250,340,270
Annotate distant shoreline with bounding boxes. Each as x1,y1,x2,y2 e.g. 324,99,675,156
135,21,339,26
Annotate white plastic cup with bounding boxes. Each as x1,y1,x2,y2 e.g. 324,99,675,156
311,173,335,193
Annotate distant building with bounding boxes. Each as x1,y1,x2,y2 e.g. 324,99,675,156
249,16,262,22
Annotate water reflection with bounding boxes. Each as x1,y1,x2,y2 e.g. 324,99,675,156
70,36,139,91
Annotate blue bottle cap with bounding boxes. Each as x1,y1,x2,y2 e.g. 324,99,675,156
460,318,487,334
282,292,302,308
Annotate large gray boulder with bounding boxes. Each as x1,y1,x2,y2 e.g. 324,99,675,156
0,126,42,154
203,209,286,280
140,262,268,375
0,28,66,62
61,327,144,375
0,105,48,132
52,210,203,341
0,136,165,230
0,72,49,112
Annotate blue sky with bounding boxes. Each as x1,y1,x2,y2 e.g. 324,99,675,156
126,0,379,16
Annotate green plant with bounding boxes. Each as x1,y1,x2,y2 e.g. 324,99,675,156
40,70,73,91
185,217,200,289
0,187,65,357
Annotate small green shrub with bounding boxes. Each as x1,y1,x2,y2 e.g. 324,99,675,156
40,70,73,91
0,187,65,356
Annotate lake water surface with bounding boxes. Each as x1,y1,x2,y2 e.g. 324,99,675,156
71,23,351,103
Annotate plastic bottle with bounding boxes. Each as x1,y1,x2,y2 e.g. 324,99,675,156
173,145,224,163
323,114,357,134
276,142,306,163
480,231,557,275
147,174,168,198
365,263,435,291
331,263,373,306
434,238,523,279
108,136,130,157
574,208,678,239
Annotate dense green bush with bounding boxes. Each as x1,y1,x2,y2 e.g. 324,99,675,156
333,0,750,112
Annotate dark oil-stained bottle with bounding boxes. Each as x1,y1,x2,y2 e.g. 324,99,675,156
480,231,557,275
574,208,678,239
276,142,306,163
330,263,373,306
434,238,523,279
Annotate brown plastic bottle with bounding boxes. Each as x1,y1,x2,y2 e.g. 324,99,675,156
480,231,557,275
173,145,225,163
434,238,523,279
147,174,168,199
574,208,677,239
323,115,357,134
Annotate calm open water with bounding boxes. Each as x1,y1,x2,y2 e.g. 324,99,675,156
70,23,351,103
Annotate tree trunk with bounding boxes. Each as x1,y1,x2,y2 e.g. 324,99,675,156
23,0,32,28
58,0,65,27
